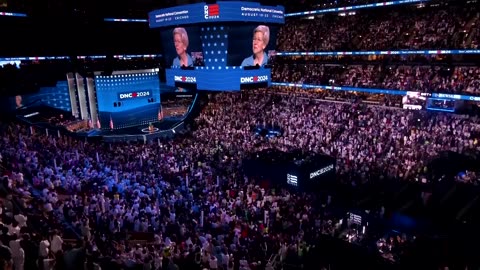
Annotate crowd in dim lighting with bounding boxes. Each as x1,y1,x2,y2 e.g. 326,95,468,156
1,2,480,269
277,4,480,52
1,89,480,269
0,115,328,270
285,0,393,13
272,63,480,95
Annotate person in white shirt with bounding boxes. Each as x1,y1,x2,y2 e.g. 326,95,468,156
279,243,288,262
239,259,250,270
209,255,218,270
50,230,63,255
7,221,20,237
9,235,24,270
221,252,229,269
201,250,209,266
14,214,27,228
38,236,50,258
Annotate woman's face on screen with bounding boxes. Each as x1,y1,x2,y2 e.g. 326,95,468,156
252,31,265,55
174,33,186,55
15,95,22,107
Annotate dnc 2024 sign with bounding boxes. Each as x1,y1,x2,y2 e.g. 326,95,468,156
118,90,152,100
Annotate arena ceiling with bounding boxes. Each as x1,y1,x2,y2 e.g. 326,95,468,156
1,0,286,18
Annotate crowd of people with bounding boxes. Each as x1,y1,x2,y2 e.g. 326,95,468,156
272,63,480,95
277,3,480,52
0,118,334,270
1,89,480,269
283,0,382,12
1,1,480,270
270,86,404,108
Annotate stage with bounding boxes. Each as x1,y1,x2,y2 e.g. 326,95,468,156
82,120,182,136
16,104,186,142
88,120,185,142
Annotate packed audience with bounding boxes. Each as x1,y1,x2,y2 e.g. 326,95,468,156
277,4,480,51
272,63,480,95
376,232,413,262
1,3,480,269
0,118,325,270
1,90,480,269
269,86,403,107
284,0,382,12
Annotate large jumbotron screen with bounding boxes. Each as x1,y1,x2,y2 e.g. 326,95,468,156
160,24,279,69
149,1,285,91
95,71,161,130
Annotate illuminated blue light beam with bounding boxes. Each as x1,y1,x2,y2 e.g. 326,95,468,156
0,12,27,17
104,18,148,22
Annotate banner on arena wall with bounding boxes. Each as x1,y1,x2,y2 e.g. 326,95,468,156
166,68,271,91
149,1,285,28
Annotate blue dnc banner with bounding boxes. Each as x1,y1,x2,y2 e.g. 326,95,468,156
95,72,161,129
149,1,285,28
166,67,271,91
